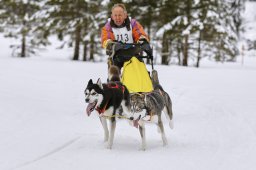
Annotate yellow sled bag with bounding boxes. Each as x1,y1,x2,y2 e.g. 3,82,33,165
121,57,153,93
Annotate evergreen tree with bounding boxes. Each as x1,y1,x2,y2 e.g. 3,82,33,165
0,0,47,57
43,0,101,61
194,0,218,67
155,0,244,66
0,0,245,64
231,0,245,37
156,0,195,66
210,0,239,62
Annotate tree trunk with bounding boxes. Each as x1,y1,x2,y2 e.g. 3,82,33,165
161,32,169,65
196,31,202,68
177,38,182,65
73,24,81,61
182,34,189,66
21,33,26,57
83,41,88,61
89,35,94,61
182,0,191,66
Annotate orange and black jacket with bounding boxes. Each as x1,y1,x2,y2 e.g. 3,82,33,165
101,17,149,48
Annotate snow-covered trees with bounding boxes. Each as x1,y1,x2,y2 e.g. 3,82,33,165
42,0,102,61
0,0,48,57
0,0,245,66
155,0,244,67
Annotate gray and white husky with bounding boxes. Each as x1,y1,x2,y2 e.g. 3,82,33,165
85,77,130,149
129,70,174,150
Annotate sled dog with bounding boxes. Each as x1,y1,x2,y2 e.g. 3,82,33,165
108,65,121,82
129,70,174,150
84,78,130,149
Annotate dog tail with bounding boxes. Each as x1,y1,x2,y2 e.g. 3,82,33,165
151,70,164,90
108,65,121,82
163,92,174,129
152,70,174,129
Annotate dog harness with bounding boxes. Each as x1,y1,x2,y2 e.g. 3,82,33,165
107,82,125,93
95,83,125,114
96,104,108,114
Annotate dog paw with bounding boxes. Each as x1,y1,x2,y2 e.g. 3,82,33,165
105,143,112,149
106,146,112,149
169,120,174,129
103,136,109,142
139,143,146,151
139,146,146,151
163,140,168,146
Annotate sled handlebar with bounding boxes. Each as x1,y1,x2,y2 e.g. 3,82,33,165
109,42,154,69
110,43,153,59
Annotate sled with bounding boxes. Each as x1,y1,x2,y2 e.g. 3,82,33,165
108,42,154,93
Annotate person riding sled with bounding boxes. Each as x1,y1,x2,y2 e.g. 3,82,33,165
101,3,153,93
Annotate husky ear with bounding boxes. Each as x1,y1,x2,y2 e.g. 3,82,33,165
87,79,93,87
96,78,103,89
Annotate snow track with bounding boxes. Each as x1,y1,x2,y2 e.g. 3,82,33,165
10,137,81,170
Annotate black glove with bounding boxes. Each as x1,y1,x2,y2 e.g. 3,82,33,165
138,38,153,59
138,38,147,44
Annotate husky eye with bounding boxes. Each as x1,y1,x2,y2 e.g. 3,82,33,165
85,92,88,95
91,92,97,95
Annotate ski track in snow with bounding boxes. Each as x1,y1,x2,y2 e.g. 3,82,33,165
9,136,81,170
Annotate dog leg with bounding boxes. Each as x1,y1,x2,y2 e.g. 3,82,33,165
121,101,131,117
106,119,116,149
139,121,146,151
157,116,168,146
100,117,109,142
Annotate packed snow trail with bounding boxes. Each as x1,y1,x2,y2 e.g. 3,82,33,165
1,56,256,170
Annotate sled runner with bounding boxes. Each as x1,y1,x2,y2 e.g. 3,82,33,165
108,42,154,93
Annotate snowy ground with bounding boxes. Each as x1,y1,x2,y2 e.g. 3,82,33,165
1,53,256,170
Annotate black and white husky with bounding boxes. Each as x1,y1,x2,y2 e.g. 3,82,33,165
85,77,130,149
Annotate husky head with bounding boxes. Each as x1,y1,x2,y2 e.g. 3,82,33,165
129,93,147,120
84,78,104,116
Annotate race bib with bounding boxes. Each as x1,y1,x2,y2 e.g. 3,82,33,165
112,25,133,43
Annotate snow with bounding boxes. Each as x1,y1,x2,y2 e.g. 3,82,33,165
156,16,181,37
1,39,256,170
1,2,256,170
101,0,110,6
